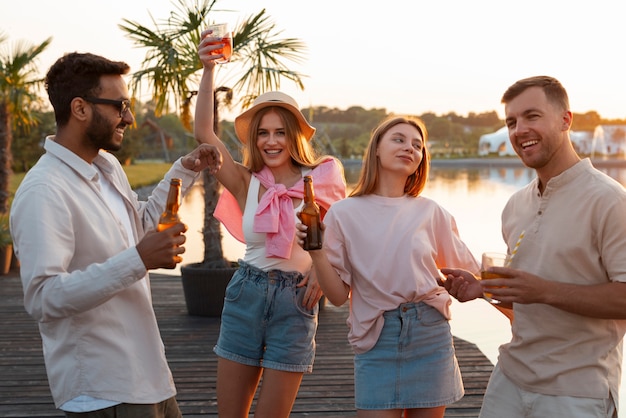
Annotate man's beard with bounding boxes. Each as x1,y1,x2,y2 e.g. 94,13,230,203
86,109,122,152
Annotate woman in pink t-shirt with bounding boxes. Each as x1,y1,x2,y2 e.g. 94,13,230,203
298,116,480,417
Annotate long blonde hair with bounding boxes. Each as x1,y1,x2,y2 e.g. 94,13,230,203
350,116,430,197
242,107,328,172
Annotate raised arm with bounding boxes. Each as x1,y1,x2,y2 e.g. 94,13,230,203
195,34,219,148
195,30,249,202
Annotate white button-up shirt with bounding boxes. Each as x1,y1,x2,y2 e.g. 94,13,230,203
10,137,199,407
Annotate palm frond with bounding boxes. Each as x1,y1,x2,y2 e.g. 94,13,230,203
0,37,52,131
229,9,308,108
118,0,311,265
120,2,309,121
119,0,220,118
0,35,51,213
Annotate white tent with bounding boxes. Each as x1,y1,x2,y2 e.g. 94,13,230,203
478,127,516,156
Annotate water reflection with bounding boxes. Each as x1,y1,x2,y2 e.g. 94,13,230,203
345,160,538,190
171,160,626,274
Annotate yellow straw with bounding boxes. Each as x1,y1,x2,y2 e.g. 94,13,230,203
506,230,525,267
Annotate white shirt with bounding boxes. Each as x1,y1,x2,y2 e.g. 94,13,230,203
10,138,199,408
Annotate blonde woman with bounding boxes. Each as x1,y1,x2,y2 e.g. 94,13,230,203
195,31,346,418
298,116,479,418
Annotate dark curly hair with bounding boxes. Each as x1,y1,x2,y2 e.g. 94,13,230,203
45,52,130,126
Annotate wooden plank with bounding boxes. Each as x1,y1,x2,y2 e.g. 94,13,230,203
0,271,493,417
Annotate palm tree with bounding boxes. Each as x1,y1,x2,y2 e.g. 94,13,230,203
0,34,52,214
120,0,307,267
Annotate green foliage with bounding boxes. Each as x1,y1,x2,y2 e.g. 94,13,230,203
110,126,146,165
295,106,507,159
10,105,626,169
0,34,52,213
119,0,217,127
230,9,308,108
12,109,54,172
122,162,172,188
0,35,52,132
112,100,196,165
110,101,150,165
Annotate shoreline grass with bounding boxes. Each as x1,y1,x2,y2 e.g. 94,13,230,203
8,162,172,210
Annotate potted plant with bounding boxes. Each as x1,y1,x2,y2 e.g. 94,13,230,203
0,215,13,275
178,87,240,317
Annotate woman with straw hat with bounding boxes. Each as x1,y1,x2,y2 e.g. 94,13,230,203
195,30,346,417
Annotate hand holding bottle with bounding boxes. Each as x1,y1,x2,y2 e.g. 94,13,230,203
136,178,187,270
137,223,188,270
297,175,323,251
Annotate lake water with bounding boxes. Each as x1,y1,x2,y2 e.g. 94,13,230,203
157,158,626,413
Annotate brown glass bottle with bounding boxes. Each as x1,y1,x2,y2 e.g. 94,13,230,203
157,178,182,231
299,175,323,251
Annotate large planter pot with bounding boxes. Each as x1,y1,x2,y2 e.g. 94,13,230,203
180,263,238,317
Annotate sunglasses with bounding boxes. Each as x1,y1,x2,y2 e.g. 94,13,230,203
81,96,132,118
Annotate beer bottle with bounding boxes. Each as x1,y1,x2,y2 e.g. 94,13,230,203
157,178,182,231
299,175,323,251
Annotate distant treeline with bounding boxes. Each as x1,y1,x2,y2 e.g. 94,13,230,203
12,103,625,173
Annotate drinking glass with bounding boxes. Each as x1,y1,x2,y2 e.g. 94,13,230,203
205,23,233,64
480,252,509,302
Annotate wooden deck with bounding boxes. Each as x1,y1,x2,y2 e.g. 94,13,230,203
0,269,493,417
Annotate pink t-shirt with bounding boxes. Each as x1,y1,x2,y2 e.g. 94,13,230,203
323,193,480,353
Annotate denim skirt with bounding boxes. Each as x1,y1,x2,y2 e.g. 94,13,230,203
354,302,464,409
214,260,318,373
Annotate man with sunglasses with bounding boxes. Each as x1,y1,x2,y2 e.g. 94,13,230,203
9,52,222,417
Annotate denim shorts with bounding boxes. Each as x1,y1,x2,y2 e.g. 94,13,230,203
354,302,464,410
213,260,318,373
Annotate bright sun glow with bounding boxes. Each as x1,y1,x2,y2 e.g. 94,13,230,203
2,0,624,121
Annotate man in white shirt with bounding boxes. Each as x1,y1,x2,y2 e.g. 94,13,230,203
10,52,221,417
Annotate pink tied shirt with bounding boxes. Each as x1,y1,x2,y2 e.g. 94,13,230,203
214,157,346,259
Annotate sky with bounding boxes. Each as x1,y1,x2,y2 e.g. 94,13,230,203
2,0,625,122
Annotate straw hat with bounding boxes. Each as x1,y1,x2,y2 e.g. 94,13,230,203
234,91,316,144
